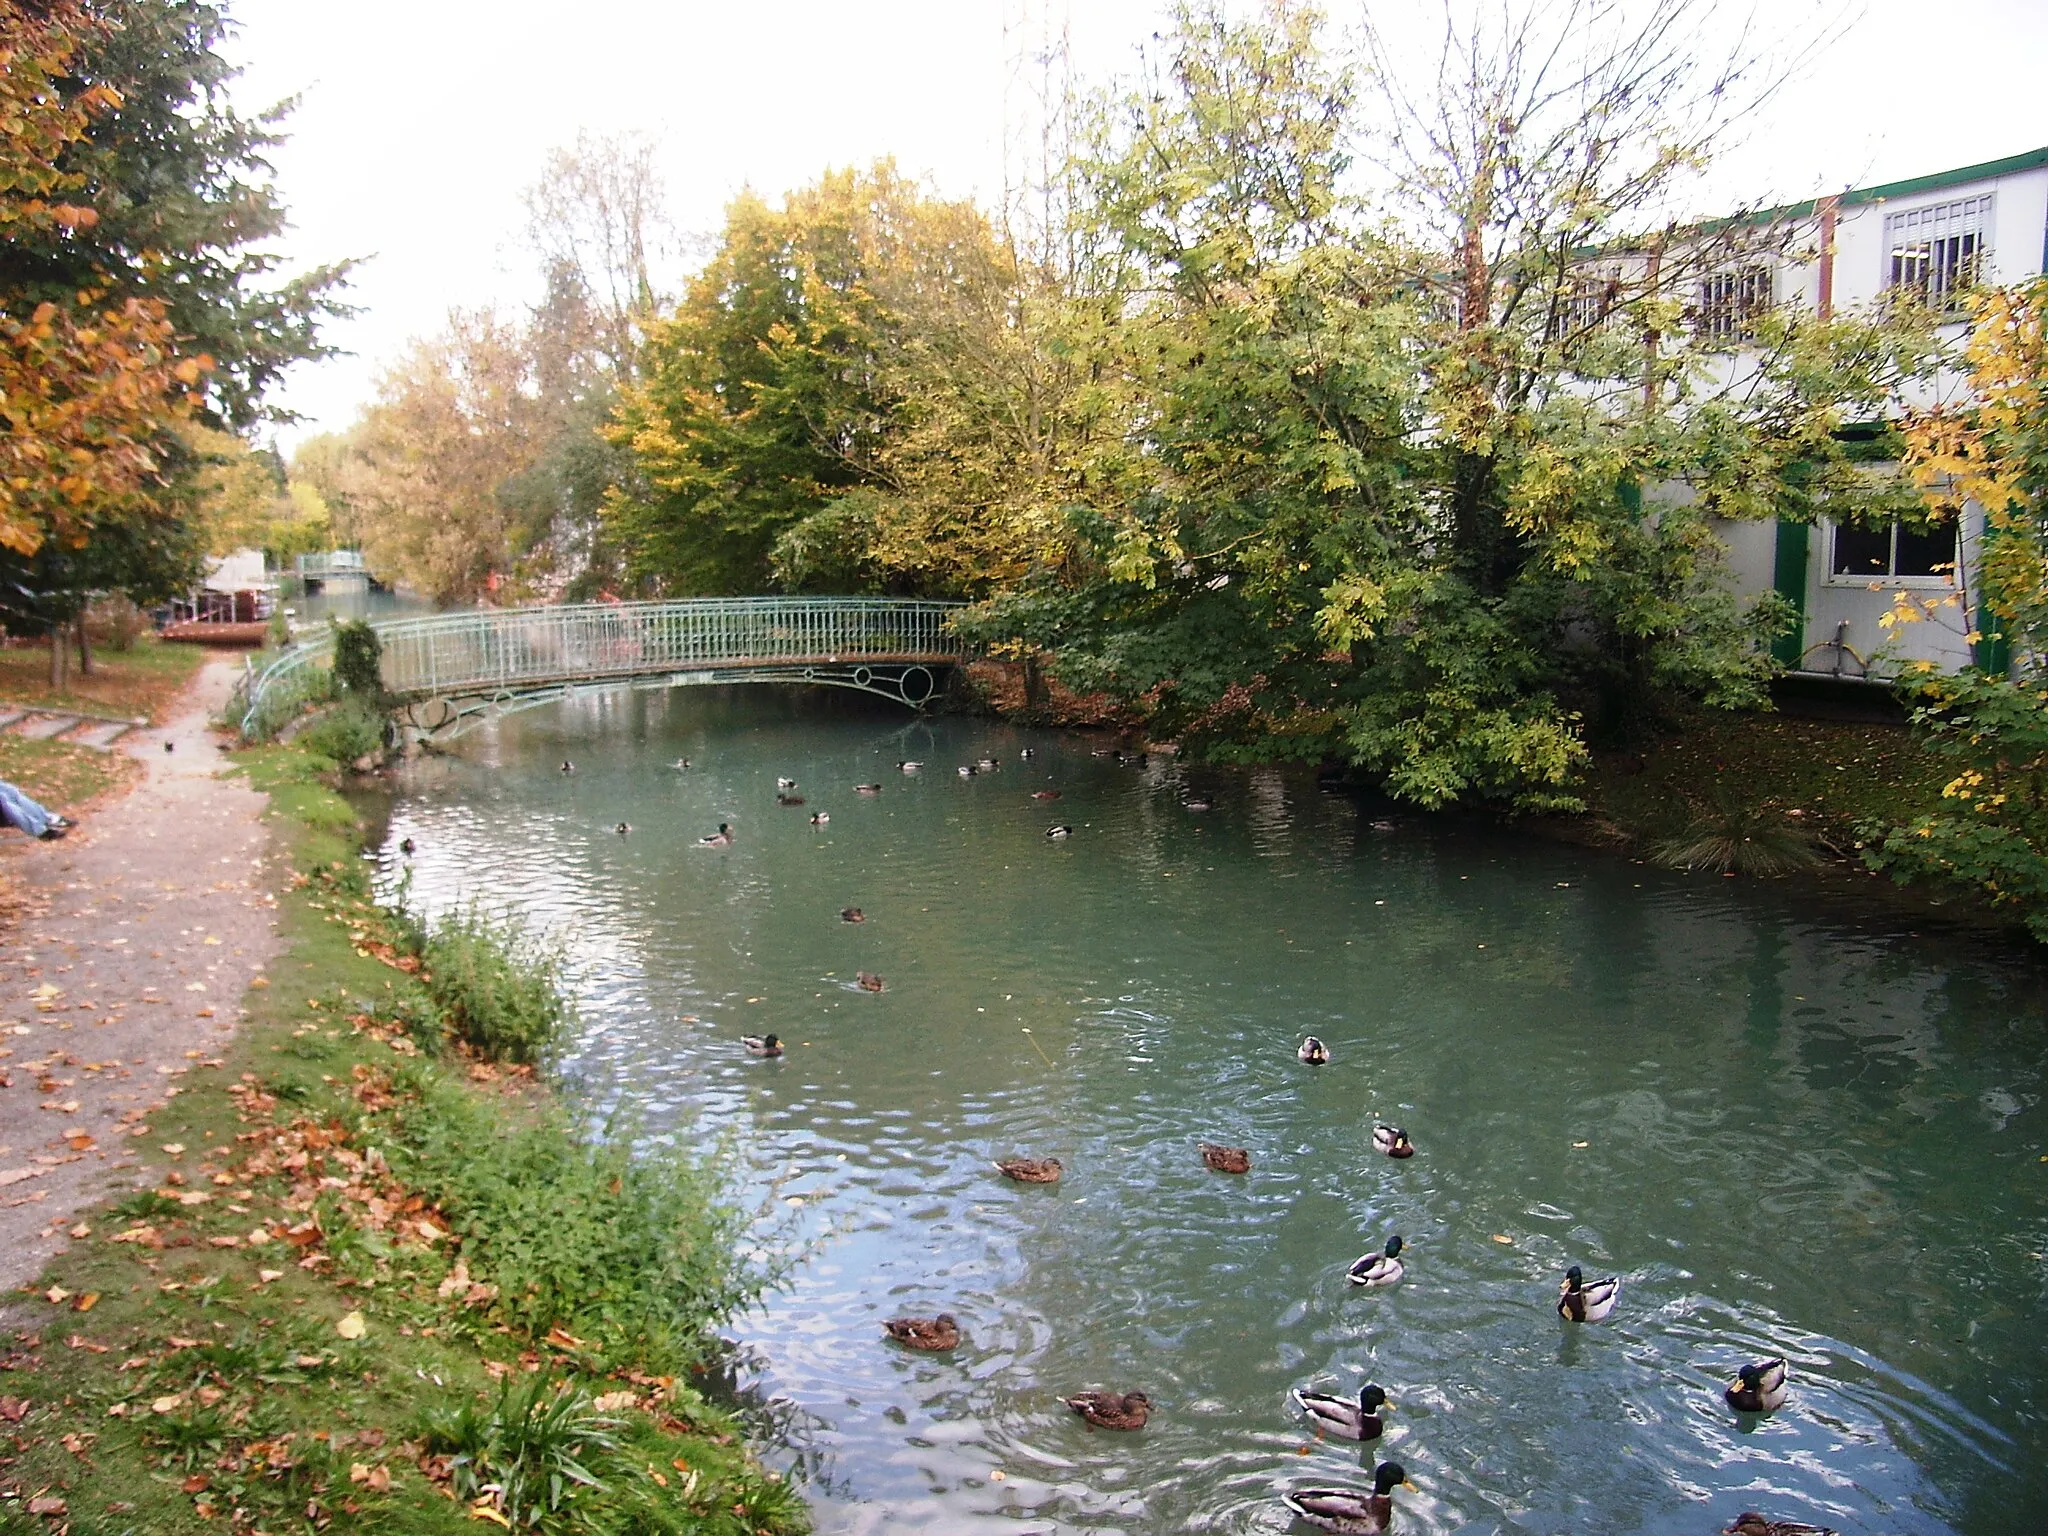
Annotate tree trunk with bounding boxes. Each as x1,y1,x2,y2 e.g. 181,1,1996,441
77,617,93,677
48,623,69,693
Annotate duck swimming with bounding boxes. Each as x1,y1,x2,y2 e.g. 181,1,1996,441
976,757,1000,772
1281,1464,1412,1535
398,837,415,856
742,1034,784,1057
856,971,886,992
560,760,575,774
840,907,866,923
1557,1264,1619,1322
957,764,977,777
1046,824,1074,839
1723,1514,1838,1536
672,758,690,770
810,811,829,826
697,823,734,846
777,777,798,790
1298,1036,1330,1065
1199,1142,1251,1173
777,792,806,806
1019,747,1034,759
994,1156,1062,1183
615,822,630,835
1347,1236,1405,1287
855,783,882,795
1290,1382,1389,1442
1063,1391,1150,1431
1184,798,1212,811
1725,1358,1789,1413
897,761,922,773
882,1313,960,1351
1032,789,1062,800
1373,1124,1415,1158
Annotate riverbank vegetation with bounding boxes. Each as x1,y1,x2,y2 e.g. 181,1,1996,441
0,734,805,1534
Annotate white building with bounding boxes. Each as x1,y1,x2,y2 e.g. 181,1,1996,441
1698,147,2048,680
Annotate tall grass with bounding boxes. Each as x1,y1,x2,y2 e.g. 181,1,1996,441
404,902,570,1065
1649,786,1821,875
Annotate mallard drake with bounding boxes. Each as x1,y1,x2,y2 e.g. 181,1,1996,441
672,758,690,770
398,837,415,856
1199,1142,1251,1173
560,759,575,774
777,792,806,806
1046,824,1073,839
1184,798,1212,811
882,1313,960,1351
1557,1264,1619,1322
1282,1464,1411,1535
615,822,630,835
840,907,866,923
742,1034,783,1057
994,1156,1062,1183
855,783,882,795
957,764,977,777
1019,747,1035,759
697,823,734,846
897,760,922,773
1298,1036,1330,1065
1723,1513,1837,1536
976,757,1000,771
856,971,886,992
777,777,798,789
1372,1124,1414,1158
810,811,829,826
1032,789,1062,800
1290,1382,1389,1442
1725,1358,1789,1413
1346,1236,1404,1287
1063,1390,1149,1430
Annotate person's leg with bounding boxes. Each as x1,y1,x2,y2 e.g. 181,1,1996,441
0,781,53,838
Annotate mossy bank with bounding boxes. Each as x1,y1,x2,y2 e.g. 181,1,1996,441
0,739,806,1536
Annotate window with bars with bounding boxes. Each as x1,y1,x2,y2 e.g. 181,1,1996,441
1694,265,1773,344
1561,271,1621,337
1884,194,1992,309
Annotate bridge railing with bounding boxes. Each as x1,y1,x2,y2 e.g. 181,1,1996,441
235,597,971,737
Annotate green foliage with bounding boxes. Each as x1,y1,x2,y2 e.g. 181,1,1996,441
390,1077,781,1373
422,1375,620,1528
297,696,385,768
1650,785,1822,874
331,616,385,698
1864,672,2048,940
411,903,569,1065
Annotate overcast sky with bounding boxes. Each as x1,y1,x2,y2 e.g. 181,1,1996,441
222,0,2048,447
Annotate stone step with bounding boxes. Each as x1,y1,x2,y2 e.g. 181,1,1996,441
0,710,23,732
14,713,78,740
68,720,132,751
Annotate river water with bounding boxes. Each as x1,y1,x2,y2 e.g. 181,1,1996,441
373,685,2048,1536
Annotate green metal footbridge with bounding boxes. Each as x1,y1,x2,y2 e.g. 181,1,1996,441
236,598,973,741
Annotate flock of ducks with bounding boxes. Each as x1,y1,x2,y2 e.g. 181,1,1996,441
576,743,1816,1534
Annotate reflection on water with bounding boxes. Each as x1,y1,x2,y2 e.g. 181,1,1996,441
376,685,2048,1535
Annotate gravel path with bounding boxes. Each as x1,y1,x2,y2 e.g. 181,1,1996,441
0,658,282,1291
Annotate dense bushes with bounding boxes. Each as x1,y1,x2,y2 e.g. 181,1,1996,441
406,903,570,1065
296,695,385,766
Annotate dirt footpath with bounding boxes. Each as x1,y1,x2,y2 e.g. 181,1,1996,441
0,658,281,1291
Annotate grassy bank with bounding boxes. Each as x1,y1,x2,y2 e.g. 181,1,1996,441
0,636,207,723
0,743,806,1535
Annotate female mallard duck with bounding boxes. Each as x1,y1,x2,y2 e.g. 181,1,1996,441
882,1313,960,1351
1046,824,1074,839
840,907,866,923
1372,1124,1414,1158
994,1156,1062,1183
1725,1358,1789,1413
1281,1463,1411,1535
1723,1514,1837,1536
1298,1036,1330,1065
1199,1142,1251,1173
1557,1264,1619,1323
856,970,886,992
742,1034,784,1057
855,783,882,795
1032,789,1062,801
1347,1236,1404,1287
1063,1390,1150,1430
1290,1382,1389,1442
697,823,734,847
777,792,806,806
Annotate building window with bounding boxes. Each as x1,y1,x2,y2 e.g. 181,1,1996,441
1694,265,1773,343
1562,271,1620,336
1829,518,1957,583
1884,194,1992,309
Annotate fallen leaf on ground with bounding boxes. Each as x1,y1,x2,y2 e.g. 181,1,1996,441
469,1502,512,1527
43,1287,69,1304
336,1310,367,1340
74,1292,98,1311
26,1495,64,1516
256,1269,284,1284
0,1397,29,1423
151,1394,184,1414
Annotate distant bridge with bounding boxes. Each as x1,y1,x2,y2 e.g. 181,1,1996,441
236,598,973,740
